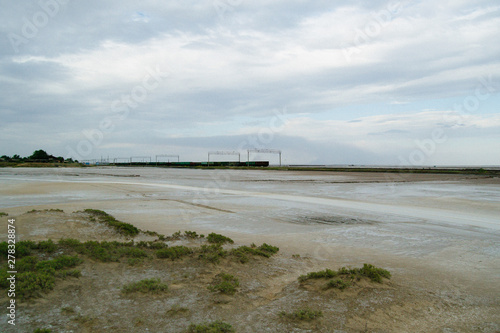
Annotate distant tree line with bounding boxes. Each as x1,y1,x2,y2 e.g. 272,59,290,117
0,150,78,163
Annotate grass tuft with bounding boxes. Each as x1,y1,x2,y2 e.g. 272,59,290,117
187,320,235,333
122,278,168,294
208,273,239,295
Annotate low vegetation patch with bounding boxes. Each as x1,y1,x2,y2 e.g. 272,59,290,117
187,320,235,333
279,308,323,321
58,239,146,262
299,264,391,290
208,273,239,295
326,278,350,290
0,212,8,217
184,230,203,239
122,278,168,294
207,233,234,245
136,240,168,249
82,209,140,237
279,308,322,321
231,243,279,263
0,254,82,300
198,244,228,264
156,246,192,260
166,304,190,316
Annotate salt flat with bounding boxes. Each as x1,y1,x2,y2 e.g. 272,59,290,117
0,167,499,331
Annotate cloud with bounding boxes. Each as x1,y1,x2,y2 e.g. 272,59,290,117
0,0,499,165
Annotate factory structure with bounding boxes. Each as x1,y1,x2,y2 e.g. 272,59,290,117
81,149,282,167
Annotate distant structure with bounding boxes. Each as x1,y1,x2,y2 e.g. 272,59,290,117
130,156,151,163
247,149,281,166
208,151,240,166
80,149,282,167
156,154,180,164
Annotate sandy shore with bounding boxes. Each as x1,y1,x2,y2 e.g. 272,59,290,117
0,167,499,332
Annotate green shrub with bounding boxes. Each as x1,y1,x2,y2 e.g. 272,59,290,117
0,212,8,217
208,273,239,295
36,239,57,253
258,243,279,255
83,209,139,237
122,278,168,294
231,243,279,263
120,247,148,258
326,278,350,290
14,256,81,299
127,258,143,266
207,233,234,245
184,230,200,239
17,271,55,299
298,264,391,287
148,242,168,250
187,320,235,333
298,268,337,282
156,246,192,260
168,231,182,240
56,269,82,279
16,240,37,257
16,256,39,272
35,255,82,271
33,329,52,333
0,242,7,259
198,244,227,264
58,238,82,248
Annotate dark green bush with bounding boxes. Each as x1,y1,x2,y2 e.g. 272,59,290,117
122,278,168,294
187,321,234,333
16,240,37,257
326,278,350,290
16,271,56,299
198,244,227,263
207,233,234,245
231,243,279,263
36,239,57,253
298,264,391,288
358,263,391,283
208,273,239,295
156,246,192,260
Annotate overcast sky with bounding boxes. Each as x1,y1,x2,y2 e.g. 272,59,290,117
1,0,499,165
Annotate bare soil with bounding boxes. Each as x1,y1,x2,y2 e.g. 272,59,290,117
1,210,499,333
